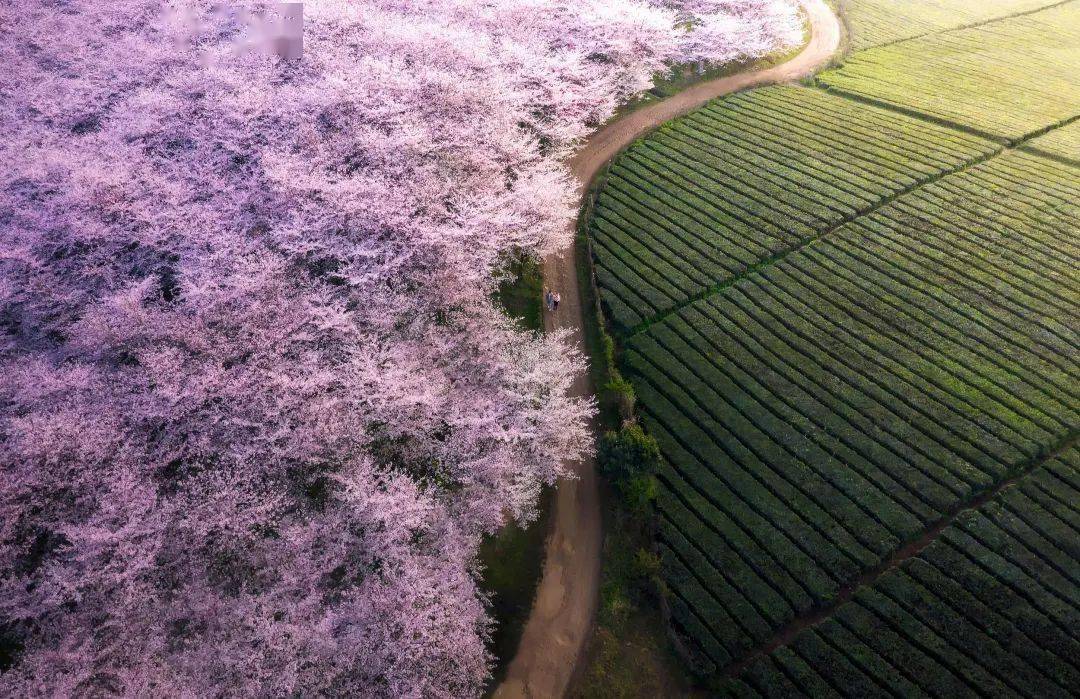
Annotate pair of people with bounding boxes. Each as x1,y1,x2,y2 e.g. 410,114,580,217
543,286,561,312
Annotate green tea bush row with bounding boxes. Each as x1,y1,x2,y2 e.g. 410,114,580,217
819,3,1080,140
588,86,999,324
842,0,1060,51
619,149,1078,678
732,452,1080,696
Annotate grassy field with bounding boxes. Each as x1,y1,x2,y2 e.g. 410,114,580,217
585,0,1080,692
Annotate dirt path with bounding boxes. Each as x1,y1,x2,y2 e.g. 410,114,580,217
493,3,841,697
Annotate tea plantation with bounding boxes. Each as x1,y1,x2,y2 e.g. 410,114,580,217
842,0,1066,51
589,85,1000,333
587,0,1080,693
819,1,1080,141
1023,119,1080,163
718,448,1080,698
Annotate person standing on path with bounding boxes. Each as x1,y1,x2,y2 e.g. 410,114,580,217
543,286,552,311
552,291,560,312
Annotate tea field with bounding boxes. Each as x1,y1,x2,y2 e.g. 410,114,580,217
718,447,1080,698
587,0,1080,692
842,0,1066,51
1023,119,1080,163
589,84,999,333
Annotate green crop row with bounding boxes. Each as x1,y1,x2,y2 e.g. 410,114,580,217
818,2,1080,140
659,513,776,647
700,282,1021,474
653,127,851,222
590,228,687,308
592,201,716,290
1023,119,1080,162
636,325,945,531
835,216,1080,389
728,450,1080,696
752,258,1055,455
633,342,914,556
648,318,957,520
666,301,991,494
838,215,1078,384
588,85,999,325
629,171,1077,675
720,88,993,173
671,115,881,207
603,164,765,270
772,236,1078,431
842,0,1063,51
619,150,799,249
653,460,808,627
631,372,867,601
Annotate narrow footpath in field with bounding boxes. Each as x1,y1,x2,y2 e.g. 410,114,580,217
493,2,842,697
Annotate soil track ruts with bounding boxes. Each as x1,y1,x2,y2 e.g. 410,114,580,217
493,3,841,697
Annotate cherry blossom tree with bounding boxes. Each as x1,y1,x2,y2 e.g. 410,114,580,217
668,0,804,66
0,0,800,695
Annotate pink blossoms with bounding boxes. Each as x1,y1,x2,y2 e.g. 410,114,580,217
0,1,801,695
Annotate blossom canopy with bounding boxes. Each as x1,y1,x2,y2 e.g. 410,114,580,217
0,0,801,695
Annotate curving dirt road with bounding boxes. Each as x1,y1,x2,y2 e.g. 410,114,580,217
494,2,841,697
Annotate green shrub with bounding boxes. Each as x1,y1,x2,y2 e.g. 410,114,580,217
597,423,660,484
620,475,658,513
600,580,633,625
604,374,637,421
632,547,662,580
600,327,617,369
598,424,661,513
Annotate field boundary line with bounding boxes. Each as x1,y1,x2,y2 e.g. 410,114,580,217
1018,147,1080,170
812,88,1010,143
716,428,1080,680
